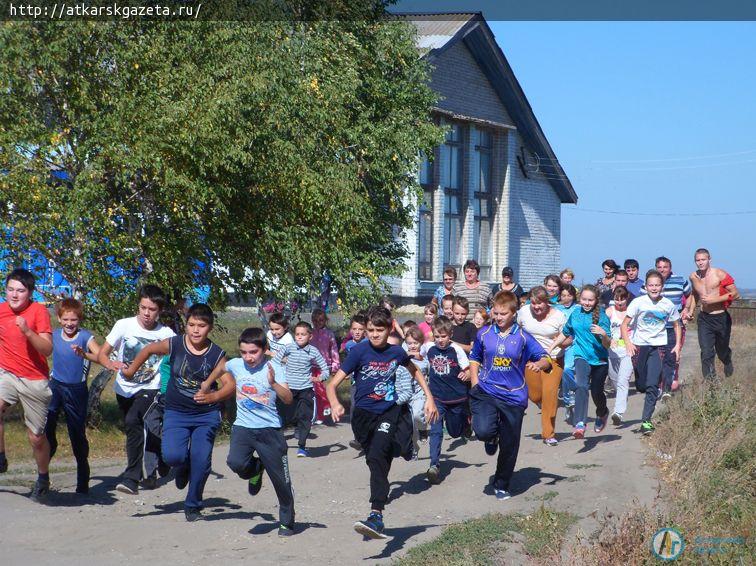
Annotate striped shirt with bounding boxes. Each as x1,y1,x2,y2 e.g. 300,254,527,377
452,281,493,320
640,273,691,328
274,342,330,390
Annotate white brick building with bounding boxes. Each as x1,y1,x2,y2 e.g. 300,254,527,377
388,13,577,302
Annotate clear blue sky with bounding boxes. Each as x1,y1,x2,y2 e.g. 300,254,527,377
484,21,756,289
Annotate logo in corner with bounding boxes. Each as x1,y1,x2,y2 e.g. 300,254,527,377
377,422,391,433
650,528,684,561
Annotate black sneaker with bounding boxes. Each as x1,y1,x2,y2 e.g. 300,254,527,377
175,466,190,490
724,362,734,377
30,479,50,503
278,524,294,537
484,436,499,456
115,478,139,495
0,455,7,474
354,512,387,539
425,465,440,484
349,439,362,451
248,460,264,496
157,459,171,478
75,484,89,495
185,508,203,522
141,476,157,490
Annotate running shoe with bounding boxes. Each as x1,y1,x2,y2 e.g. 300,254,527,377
661,392,672,403
724,362,734,377
141,475,157,490
349,439,362,451
157,459,171,478
184,508,203,522
573,422,586,439
175,466,190,490
278,524,294,537
543,438,559,446
494,489,512,501
594,418,606,433
354,512,387,539
248,460,264,496
641,421,655,435
0,454,8,473
115,479,139,495
296,448,308,458
426,465,440,484
484,436,499,456
611,412,623,426
29,479,50,503
564,406,574,425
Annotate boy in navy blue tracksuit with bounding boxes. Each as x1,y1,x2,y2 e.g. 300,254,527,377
424,316,470,484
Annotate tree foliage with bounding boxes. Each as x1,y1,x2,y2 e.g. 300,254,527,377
0,12,442,331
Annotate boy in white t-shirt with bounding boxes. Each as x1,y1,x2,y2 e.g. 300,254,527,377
98,285,176,494
621,270,681,435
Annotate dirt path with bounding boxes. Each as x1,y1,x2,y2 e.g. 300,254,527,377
0,339,700,565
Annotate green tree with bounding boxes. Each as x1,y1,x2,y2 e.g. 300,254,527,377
0,15,442,332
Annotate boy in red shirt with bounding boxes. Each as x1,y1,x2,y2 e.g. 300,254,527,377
0,268,54,501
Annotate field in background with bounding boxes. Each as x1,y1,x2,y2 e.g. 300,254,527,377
1,309,353,466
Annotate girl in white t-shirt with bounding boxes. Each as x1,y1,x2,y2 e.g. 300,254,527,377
605,286,633,425
621,270,681,435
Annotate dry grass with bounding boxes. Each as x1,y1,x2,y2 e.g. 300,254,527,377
569,326,756,565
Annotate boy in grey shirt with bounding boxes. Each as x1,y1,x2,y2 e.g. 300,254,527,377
274,321,329,457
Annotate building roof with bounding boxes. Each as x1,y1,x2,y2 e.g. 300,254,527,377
396,12,577,204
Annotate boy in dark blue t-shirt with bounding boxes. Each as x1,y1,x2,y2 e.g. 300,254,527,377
327,306,438,539
424,316,470,485
122,304,235,521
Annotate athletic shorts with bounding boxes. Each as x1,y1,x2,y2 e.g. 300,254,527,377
0,368,52,435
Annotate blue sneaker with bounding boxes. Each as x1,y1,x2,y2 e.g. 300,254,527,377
494,489,512,500
484,436,499,456
296,448,308,458
354,512,387,539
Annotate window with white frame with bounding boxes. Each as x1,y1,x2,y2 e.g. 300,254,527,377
474,129,493,280
418,153,433,281
443,124,464,269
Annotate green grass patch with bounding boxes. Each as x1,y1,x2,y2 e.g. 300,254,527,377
527,490,558,502
396,506,577,565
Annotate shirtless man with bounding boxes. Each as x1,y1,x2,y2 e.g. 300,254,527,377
683,248,739,379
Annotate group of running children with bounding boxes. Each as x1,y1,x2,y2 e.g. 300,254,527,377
0,249,739,540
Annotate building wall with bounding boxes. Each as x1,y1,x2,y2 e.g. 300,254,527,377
428,41,514,127
387,41,563,301
504,132,562,290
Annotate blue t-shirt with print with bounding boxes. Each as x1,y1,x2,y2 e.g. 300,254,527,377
340,341,411,414
469,323,546,408
426,344,469,403
51,328,93,384
562,308,611,366
227,358,287,429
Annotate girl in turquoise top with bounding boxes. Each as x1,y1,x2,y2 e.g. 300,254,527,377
549,284,611,439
